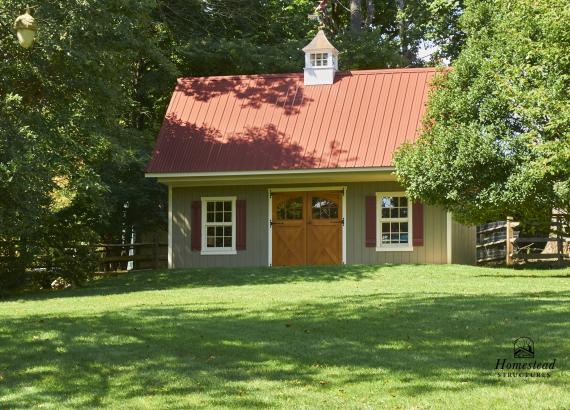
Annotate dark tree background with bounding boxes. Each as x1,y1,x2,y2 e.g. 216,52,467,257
0,0,465,288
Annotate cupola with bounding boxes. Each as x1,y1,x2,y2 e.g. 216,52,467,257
302,30,338,85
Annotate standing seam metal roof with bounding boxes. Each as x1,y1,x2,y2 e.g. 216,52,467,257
146,67,437,173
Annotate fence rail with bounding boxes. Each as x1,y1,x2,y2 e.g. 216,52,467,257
98,240,168,270
0,239,168,271
477,214,569,265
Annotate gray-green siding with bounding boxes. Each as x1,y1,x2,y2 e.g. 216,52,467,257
171,182,475,268
451,218,477,265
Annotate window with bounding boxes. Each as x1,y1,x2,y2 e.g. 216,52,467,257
276,196,304,220
376,192,412,251
311,197,339,219
201,197,236,255
310,52,329,67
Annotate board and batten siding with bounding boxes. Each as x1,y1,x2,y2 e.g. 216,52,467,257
171,186,268,268
346,182,448,264
171,181,472,268
451,218,477,264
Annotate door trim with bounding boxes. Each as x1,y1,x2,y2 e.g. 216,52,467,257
268,186,347,266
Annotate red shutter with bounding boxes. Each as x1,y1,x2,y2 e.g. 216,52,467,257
191,201,201,251
412,201,424,247
365,196,376,247
236,200,246,250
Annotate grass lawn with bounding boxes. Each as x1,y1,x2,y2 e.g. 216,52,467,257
1,265,569,409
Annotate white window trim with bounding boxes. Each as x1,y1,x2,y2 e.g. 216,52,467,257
376,192,413,252
310,52,329,67
201,196,237,256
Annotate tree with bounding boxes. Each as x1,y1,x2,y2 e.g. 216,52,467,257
0,1,173,287
318,0,464,67
394,0,570,225
0,0,468,289
350,0,362,32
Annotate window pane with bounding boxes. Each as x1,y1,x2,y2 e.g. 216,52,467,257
382,234,390,243
224,201,231,211
216,226,223,236
207,202,214,212
391,222,400,233
399,208,408,218
276,196,303,220
381,208,390,218
207,212,214,222
224,237,232,247
224,212,232,222
207,227,215,236
382,197,393,208
391,233,399,242
400,233,409,243
207,237,215,247
215,202,223,211
401,222,408,233
216,237,223,247
400,197,408,207
390,208,398,218
224,226,232,236
312,197,339,219
382,222,390,233
215,212,223,222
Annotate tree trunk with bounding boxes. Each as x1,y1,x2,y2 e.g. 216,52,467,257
366,0,375,27
396,0,414,64
350,0,362,32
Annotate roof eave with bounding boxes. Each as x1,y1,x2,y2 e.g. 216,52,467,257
145,167,397,187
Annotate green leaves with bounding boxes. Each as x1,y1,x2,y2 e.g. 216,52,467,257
394,0,570,225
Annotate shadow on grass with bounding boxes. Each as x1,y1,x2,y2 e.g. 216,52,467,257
1,290,569,408
477,274,570,279
3,265,387,302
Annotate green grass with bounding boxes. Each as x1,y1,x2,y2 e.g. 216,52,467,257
1,265,569,409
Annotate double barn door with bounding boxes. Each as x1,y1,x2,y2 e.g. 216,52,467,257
272,191,342,266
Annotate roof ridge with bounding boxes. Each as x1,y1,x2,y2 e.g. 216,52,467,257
178,67,441,82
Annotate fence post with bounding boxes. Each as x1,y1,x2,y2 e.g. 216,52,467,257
556,215,564,265
506,217,514,266
153,235,159,270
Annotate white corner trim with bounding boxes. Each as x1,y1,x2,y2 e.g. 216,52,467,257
342,187,347,264
168,186,173,269
268,192,272,267
447,211,453,264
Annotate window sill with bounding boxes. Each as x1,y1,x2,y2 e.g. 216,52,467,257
376,246,414,252
200,249,237,256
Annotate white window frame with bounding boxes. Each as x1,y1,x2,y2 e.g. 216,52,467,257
376,192,413,252
201,196,237,255
310,52,329,67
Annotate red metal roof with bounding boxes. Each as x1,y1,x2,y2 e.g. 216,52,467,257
146,68,436,173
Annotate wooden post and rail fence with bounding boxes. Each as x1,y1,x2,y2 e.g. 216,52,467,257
477,214,569,265
0,237,168,272
97,238,168,271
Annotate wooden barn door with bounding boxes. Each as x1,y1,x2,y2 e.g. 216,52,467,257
307,192,342,265
271,193,307,266
272,191,342,266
